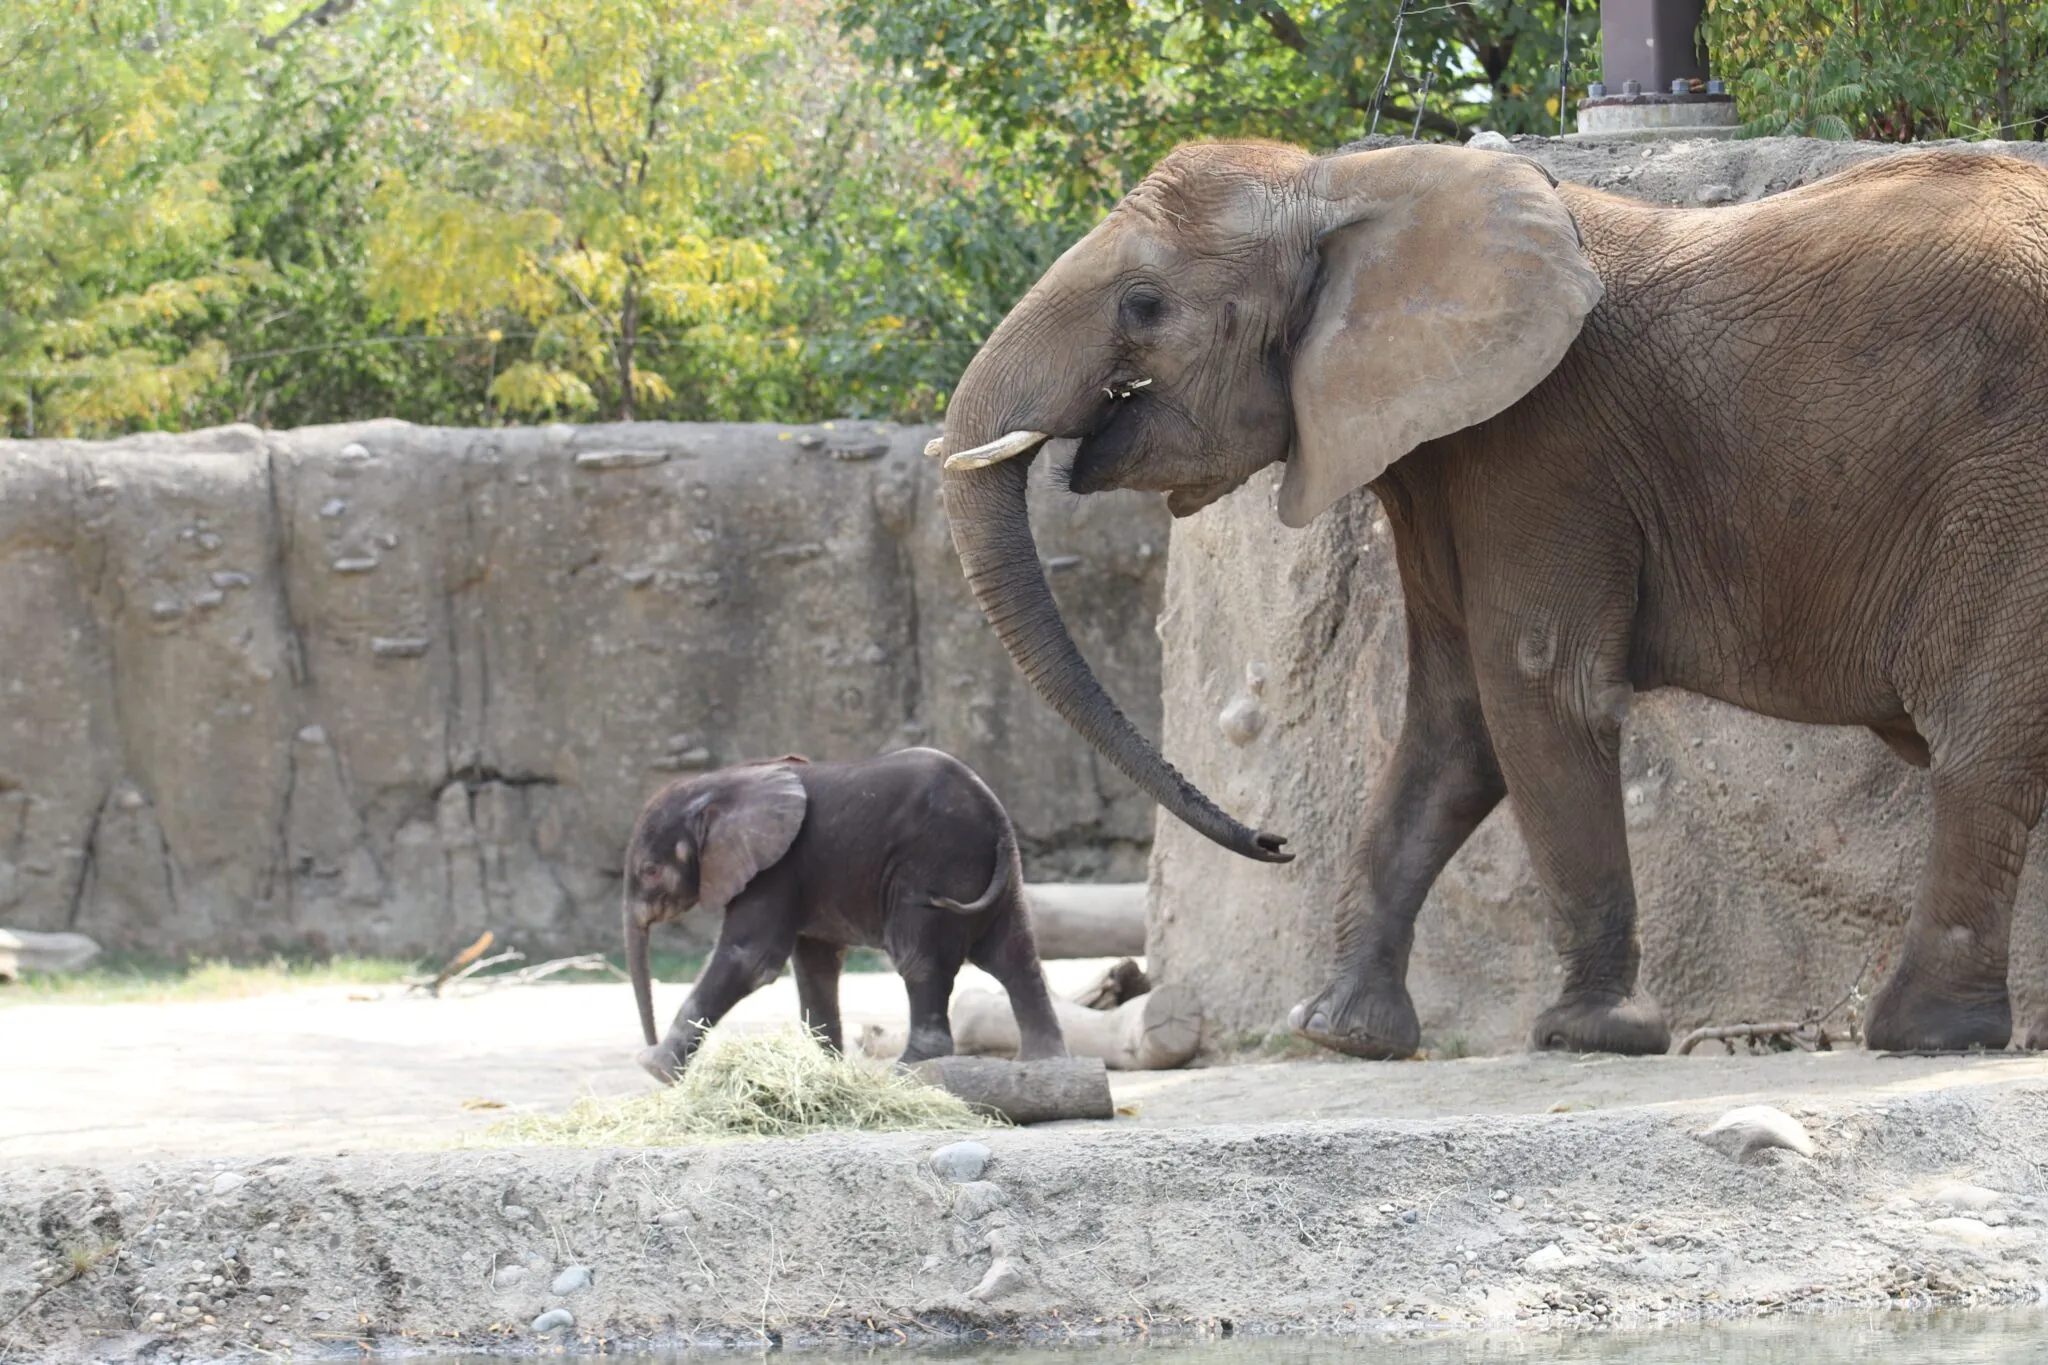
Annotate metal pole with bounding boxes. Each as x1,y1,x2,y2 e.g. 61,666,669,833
1411,67,1435,139
1368,0,1411,136
1558,0,1573,136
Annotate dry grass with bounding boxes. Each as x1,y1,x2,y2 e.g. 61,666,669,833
477,1028,1001,1147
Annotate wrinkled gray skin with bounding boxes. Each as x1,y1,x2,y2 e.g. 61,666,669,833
624,748,1066,1083
937,140,2048,1059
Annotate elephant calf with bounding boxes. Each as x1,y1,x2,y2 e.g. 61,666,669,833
622,747,1067,1083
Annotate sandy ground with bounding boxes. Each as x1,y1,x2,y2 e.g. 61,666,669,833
9,970,2048,1362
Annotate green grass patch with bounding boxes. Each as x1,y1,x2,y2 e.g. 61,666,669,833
476,1028,996,1147
3,943,895,1005
0,952,418,1005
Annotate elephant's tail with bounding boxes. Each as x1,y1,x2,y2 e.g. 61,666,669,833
930,822,1018,916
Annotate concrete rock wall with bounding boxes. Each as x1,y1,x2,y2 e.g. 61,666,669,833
0,420,1167,960
1150,137,2048,1053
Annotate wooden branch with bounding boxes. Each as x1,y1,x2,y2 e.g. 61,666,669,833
912,1055,1113,1124
1676,1021,1833,1055
864,978,1202,1071
257,0,363,50
1258,5,1312,54
1022,883,1146,959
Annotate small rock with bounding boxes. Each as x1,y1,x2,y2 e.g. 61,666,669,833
1401,1209,1419,1224
210,1172,249,1197
192,590,226,610
150,599,185,621
1043,554,1082,571
1467,130,1513,151
501,1204,532,1223
493,1265,527,1288
621,568,656,587
1927,1216,2003,1247
211,571,252,590
1700,1104,1815,1160
930,1140,992,1182
370,637,431,659
196,532,223,553
1491,1190,1510,1203
319,499,348,519
338,442,371,462
297,726,328,745
952,1181,1009,1221
331,555,379,574
1218,695,1267,746
1694,183,1737,206
1931,1183,2003,1212
531,1308,574,1335
550,1265,592,1295
1510,1195,1526,1211
1378,1203,1397,1215
575,449,668,470
1524,1243,1568,1271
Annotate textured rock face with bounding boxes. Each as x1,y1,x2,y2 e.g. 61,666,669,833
0,420,1166,960
1149,137,2048,1054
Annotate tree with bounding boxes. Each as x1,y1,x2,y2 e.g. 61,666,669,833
834,1,1597,212
1705,0,2048,140
0,2,274,436
365,0,788,421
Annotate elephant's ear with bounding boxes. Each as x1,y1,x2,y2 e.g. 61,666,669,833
1279,145,1603,528
698,764,808,911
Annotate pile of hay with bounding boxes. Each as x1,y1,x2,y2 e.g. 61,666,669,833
480,1028,1000,1146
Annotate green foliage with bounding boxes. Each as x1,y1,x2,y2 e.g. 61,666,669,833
6,0,2038,439
837,1,1601,212
1707,0,2048,140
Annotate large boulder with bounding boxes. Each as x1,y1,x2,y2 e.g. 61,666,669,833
0,421,1166,961
1149,137,2048,1054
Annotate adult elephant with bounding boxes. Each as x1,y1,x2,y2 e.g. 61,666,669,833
927,140,2048,1059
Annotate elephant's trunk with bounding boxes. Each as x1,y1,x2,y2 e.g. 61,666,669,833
941,454,1290,863
625,898,658,1046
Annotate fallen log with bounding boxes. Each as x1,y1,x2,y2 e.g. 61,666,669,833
861,964,1202,1071
1021,883,1146,959
0,929,101,982
912,1055,1114,1124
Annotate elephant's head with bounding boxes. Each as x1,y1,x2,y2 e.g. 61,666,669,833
622,760,808,1046
934,141,1603,862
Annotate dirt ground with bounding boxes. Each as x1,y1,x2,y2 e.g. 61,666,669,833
8,966,2048,1363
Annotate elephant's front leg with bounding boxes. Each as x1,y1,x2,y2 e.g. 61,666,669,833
1476,630,1668,1056
640,930,789,1084
1291,618,1509,1059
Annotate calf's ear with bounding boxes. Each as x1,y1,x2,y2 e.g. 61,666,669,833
697,764,808,911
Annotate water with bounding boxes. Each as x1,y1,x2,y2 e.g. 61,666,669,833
466,1308,2048,1364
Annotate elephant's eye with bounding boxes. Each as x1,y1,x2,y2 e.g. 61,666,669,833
1119,287,1166,331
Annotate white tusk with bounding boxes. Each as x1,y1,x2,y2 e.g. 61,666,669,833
923,436,945,458
941,429,1049,472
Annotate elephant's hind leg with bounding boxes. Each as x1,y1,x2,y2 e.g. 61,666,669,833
969,901,1069,1061
1290,614,1508,1060
1863,768,2034,1052
792,937,848,1055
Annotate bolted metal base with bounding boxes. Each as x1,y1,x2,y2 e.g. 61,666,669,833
1570,90,1741,141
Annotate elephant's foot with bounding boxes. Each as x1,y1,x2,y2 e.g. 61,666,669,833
897,1021,957,1066
1288,979,1420,1060
1533,993,1670,1055
2017,1007,2048,1052
1862,974,2010,1053
638,1045,682,1086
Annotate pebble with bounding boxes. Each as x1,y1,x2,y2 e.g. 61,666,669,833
1700,1104,1815,1160
1510,1195,1526,1211
338,442,371,461
1927,1216,2003,1247
929,1140,992,1182
1378,1203,1397,1215
1931,1183,2003,1212
494,1265,527,1288
951,1181,1009,1221
1467,130,1513,151
1524,1243,1568,1271
550,1265,592,1295
210,1172,249,1196
211,570,253,590
1491,1190,1509,1203
531,1308,574,1335
1401,1209,1419,1224
501,1204,532,1223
